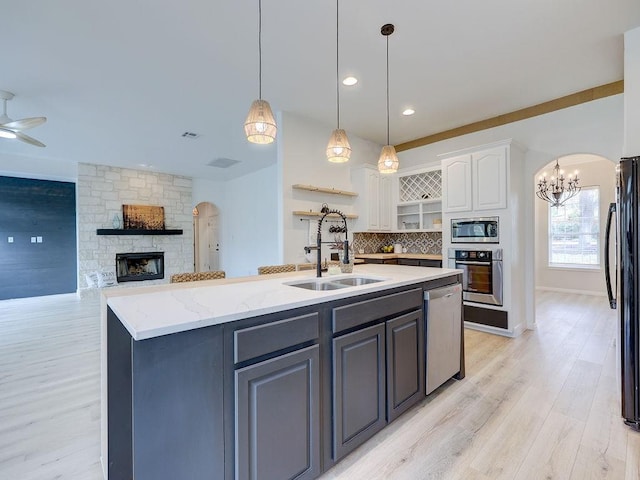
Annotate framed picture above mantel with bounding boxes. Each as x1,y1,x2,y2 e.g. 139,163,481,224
122,204,165,230
96,204,183,235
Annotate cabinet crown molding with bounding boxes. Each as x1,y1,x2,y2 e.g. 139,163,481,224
437,138,525,159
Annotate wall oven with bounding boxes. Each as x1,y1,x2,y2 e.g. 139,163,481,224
451,216,499,243
448,248,503,306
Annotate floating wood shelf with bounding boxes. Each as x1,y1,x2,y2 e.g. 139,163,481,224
292,184,358,197
96,229,184,236
293,211,358,219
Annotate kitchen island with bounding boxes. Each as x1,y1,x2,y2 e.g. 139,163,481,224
101,264,462,480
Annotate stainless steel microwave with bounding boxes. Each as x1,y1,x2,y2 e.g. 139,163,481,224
451,216,499,243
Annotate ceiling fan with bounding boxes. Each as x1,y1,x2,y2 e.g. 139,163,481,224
0,90,46,147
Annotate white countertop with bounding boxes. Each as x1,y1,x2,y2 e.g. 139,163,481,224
104,264,460,340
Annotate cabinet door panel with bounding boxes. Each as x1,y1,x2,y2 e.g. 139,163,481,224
473,146,507,210
386,310,425,422
442,155,472,212
333,324,386,461
379,175,392,230
235,345,320,480
367,171,380,230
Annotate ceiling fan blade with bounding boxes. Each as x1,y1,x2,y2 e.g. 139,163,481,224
1,116,47,131
15,131,45,147
0,126,17,139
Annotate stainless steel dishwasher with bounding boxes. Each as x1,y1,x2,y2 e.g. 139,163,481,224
424,283,463,394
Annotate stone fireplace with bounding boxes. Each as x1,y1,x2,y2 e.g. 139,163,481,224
77,163,194,293
116,252,164,282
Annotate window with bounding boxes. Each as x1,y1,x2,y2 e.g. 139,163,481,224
548,186,600,267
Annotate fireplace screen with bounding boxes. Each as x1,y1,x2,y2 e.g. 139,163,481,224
116,252,165,282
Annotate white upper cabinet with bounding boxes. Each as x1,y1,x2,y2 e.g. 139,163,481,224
378,175,392,230
352,166,392,231
441,144,508,213
442,155,472,212
472,146,507,210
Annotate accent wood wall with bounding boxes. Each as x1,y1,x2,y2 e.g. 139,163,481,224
0,176,77,300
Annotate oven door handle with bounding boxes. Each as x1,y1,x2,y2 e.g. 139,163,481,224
455,260,491,266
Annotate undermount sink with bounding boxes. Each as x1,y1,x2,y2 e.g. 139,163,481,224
285,277,385,291
287,281,347,291
331,277,383,287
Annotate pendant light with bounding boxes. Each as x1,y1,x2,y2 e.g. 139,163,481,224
326,0,351,163
244,0,277,144
378,23,399,174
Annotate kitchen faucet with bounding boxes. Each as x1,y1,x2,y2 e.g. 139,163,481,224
304,206,350,278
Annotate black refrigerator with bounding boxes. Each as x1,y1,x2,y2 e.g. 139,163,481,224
605,156,640,431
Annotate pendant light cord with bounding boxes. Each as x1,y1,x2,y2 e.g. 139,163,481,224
336,0,340,129
386,34,390,145
258,0,263,100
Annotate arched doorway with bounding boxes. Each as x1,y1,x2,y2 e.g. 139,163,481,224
532,153,615,326
193,202,220,272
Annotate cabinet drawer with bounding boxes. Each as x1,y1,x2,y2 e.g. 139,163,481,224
332,288,422,334
234,313,319,363
397,258,420,266
420,259,442,268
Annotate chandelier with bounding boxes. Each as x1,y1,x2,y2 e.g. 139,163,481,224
536,159,580,207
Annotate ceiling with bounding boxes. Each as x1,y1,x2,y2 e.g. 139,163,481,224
1,0,639,181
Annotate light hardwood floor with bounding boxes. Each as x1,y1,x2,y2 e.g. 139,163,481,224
0,291,638,479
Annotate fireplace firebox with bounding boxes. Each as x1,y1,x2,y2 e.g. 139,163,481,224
116,252,164,282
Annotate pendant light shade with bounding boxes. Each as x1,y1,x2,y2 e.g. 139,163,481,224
245,0,277,144
378,23,398,174
326,128,351,163
326,0,351,163
244,99,277,144
378,145,399,173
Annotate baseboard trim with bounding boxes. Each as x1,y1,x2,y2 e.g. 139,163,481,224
463,321,515,338
535,286,606,297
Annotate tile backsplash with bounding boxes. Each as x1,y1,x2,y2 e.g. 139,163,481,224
353,232,442,255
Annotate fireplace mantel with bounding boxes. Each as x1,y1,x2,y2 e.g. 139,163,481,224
96,229,183,236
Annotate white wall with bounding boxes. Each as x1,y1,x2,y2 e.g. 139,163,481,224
0,153,77,182
399,94,624,328
194,166,280,278
625,27,640,156
278,111,382,264
534,156,616,295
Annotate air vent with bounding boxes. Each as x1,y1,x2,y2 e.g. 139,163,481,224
182,131,200,139
207,158,240,169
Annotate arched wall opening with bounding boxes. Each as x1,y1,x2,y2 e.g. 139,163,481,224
193,202,220,273
527,153,616,328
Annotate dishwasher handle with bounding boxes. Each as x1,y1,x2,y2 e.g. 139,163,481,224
424,283,462,301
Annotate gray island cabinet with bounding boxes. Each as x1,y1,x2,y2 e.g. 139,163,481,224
102,265,462,480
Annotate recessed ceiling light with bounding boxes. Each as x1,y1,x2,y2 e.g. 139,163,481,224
402,108,415,116
138,163,154,168
342,76,358,86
